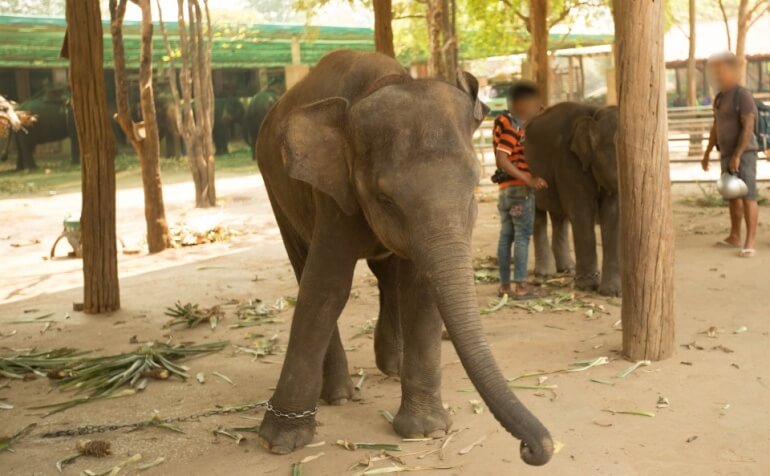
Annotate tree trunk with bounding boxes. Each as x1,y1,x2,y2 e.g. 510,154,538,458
686,0,701,156
157,0,216,208
440,0,458,83
110,0,170,253
614,0,675,361
735,0,749,86
64,0,120,313
426,0,444,78
373,0,395,58
529,0,549,104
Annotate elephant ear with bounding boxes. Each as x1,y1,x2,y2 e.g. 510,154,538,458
281,97,358,215
570,116,598,172
457,71,490,122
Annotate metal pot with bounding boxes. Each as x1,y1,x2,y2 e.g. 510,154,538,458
717,173,748,200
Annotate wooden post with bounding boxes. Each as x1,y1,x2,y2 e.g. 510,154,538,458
64,0,120,313
615,0,675,361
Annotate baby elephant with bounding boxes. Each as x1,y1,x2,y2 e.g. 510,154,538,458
526,103,621,296
255,50,553,466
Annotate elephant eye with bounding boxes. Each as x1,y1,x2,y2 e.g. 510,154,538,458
376,193,395,207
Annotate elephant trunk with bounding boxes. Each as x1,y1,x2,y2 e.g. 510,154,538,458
416,232,553,466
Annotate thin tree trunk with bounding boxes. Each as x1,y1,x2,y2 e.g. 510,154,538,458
615,0,675,361
736,0,749,85
440,0,457,83
530,0,549,104
426,0,444,78
157,0,216,208
717,0,733,51
110,0,170,253
687,0,701,156
373,0,395,58
64,0,120,313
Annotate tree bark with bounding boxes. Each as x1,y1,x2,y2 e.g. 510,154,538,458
373,0,395,58
440,0,457,83
64,0,120,313
735,0,750,86
615,0,675,361
157,0,216,208
686,0,701,156
529,0,549,104
110,0,170,253
426,0,444,78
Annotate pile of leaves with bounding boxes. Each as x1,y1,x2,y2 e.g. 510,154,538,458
0,348,86,380
164,301,224,330
483,291,610,316
169,224,236,247
473,255,500,284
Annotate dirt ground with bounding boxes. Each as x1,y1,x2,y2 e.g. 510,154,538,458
1,174,769,476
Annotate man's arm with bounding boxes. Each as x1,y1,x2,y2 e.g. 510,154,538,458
702,120,717,172
495,150,547,190
729,112,756,172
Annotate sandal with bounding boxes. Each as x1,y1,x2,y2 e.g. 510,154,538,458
715,239,740,249
739,249,756,258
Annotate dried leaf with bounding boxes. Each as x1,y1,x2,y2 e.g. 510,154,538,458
196,372,205,384
469,399,484,415
0,401,12,410
137,457,165,471
656,397,670,409
734,326,748,334
617,360,651,378
212,371,235,386
458,434,489,455
567,356,609,372
300,452,325,464
603,409,655,417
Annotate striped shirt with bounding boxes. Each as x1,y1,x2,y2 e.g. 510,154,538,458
493,112,530,188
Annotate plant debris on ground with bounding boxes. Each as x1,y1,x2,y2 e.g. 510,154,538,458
169,224,236,248
0,348,87,380
164,301,224,330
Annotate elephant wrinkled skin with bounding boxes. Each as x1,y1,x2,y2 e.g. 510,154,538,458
526,102,621,296
255,50,553,466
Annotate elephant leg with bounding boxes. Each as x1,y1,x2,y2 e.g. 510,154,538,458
368,255,403,377
598,195,621,296
533,208,556,277
258,221,357,454
271,201,354,407
550,213,574,273
15,136,36,171
570,205,600,292
392,258,452,438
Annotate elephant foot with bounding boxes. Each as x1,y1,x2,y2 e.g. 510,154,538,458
598,278,622,297
557,267,575,275
575,272,600,292
321,373,356,405
393,403,452,438
258,411,317,454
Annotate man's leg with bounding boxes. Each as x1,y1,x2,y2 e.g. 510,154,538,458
497,190,514,295
511,190,536,297
740,152,759,253
727,199,744,246
743,199,758,251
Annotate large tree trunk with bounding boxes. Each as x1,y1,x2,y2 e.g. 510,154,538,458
529,0,549,104
440,0,458,82
373,0,395,58
110,0,170,253
64,0,120,313
615,0,675,361
157,0,216,208
686,0,701,156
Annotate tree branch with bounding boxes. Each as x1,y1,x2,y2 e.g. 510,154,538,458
717,0,732,50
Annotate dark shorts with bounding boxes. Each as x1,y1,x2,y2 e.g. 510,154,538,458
721,152,758,201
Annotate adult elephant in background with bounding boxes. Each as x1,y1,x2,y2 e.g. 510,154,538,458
245,89,280,157
213,97,245,156
1,88,79,170
526,102,621,296
256,50,553,466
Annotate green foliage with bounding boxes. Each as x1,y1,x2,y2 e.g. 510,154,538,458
0,0,64,16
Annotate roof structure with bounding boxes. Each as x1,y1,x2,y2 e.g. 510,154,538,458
0,15,375,69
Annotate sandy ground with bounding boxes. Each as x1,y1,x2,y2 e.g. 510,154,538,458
1,175,770,476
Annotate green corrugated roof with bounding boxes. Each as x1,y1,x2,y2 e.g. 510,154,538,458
0,15,375,69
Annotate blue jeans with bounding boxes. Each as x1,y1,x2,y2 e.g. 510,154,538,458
497,186,535,284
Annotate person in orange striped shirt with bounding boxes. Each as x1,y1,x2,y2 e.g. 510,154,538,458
492,82,547,299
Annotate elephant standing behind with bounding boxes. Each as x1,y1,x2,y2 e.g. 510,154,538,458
244,89,280,156
213,97,245,155
255,50,552,466
526,102,621,296
1,88,79,170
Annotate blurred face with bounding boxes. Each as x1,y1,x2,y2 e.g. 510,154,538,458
709,60,739,91
512,96,542,123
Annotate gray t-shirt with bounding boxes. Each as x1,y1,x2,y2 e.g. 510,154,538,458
715,86,758,157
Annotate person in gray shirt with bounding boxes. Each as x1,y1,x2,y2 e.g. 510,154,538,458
701,52,759,257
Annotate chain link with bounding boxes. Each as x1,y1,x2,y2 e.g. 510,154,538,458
42,399,320,438
42,400,268,438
